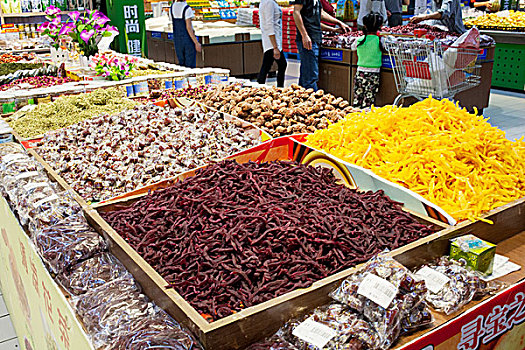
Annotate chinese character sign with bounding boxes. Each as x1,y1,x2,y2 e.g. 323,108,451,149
106,0,148,57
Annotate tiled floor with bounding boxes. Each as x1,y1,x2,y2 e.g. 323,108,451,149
0,293,19,349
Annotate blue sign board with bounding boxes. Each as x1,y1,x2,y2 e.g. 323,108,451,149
320,48,343,62
167,33,174,40
151,31,162,39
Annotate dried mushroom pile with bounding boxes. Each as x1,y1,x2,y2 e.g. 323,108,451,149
35,104,261,202
202,84,360,137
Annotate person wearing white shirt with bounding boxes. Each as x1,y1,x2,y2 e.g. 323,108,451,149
170,0,202,68
357,0,388,28
257,0,287,87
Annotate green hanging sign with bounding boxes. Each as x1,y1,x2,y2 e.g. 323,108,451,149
106,0,148,57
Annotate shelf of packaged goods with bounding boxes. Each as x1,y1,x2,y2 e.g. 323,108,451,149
0,10,87,18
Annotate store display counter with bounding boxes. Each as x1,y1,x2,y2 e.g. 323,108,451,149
319,46,495,113
479,30,525,92
146,31,274,76
2,136,524,349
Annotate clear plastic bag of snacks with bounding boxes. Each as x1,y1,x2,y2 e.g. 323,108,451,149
33,213,106,274
330,253,429,349
0,142,25,158
56,252,131,296
246,335,300,350
275,303,381,350
3,169,48,208
109,309,203,350
27,190,82,233
415,257,503,315
74,277,157,348
16,181,56,225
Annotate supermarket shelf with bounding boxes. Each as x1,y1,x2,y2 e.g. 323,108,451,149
0,48,50,54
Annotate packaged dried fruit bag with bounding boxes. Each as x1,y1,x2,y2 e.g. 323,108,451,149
33,213,106,274
255,303,382,350
414,256,504,315
330,253,431,349
56,252,132,296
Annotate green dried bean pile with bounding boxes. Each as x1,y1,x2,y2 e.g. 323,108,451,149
0,63,43,75
10,88,138,139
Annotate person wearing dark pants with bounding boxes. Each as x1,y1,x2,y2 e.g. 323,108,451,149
258,49,287,87
257,0,287,87
296,40,320,90
293,0,350,91
171,0,201,68
385,0,409,27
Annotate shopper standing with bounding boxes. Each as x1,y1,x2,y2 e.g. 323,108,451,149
357,0,388,29
409,0,467,34
293,0,350,90
257,0,287,87
385,0,409,27
351,12,383,109
171,0,202,68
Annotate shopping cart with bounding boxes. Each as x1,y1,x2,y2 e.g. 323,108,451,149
383,36,482,105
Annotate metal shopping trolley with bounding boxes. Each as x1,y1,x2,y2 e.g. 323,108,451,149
383,36,482,105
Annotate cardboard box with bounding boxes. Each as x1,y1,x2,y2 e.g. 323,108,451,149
450,234,496,275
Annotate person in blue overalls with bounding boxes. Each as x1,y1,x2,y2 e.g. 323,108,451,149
170,0,202,68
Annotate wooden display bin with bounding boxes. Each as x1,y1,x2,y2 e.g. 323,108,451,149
26,136,525,349
197,35,244,76
48,135,449,350
12,126,524,349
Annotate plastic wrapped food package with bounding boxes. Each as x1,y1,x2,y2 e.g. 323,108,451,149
4,171,50,210
26,190,83,233
109,311,203,350
56,252,132,296
330,254,430,349
264,303,381,350
33,213,106,274
74,278,157,347
0,142,25,157
247,335,299,350
0,153,38,182
416,257,503,315
15,181,57,225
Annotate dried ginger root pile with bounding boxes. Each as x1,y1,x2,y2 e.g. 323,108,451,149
306,97,525,222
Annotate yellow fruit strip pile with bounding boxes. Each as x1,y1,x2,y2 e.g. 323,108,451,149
465,10,525,28
305,97,525,222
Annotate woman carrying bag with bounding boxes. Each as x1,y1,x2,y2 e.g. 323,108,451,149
257,0,288,87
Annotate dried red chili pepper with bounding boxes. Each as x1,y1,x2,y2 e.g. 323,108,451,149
102,160,434,321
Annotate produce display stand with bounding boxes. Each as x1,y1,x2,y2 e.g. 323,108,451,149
146,31,273,76
18,125,523,349
0,197,94,350
1,56,525,349
479,30,525,91
318,45,495,112
19,131,525,349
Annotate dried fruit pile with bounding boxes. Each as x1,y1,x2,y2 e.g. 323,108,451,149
0,76,73,91
306,97,525,222
36,104,260,202
102,160,434,320
465,10,525,30
202,83,360,137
